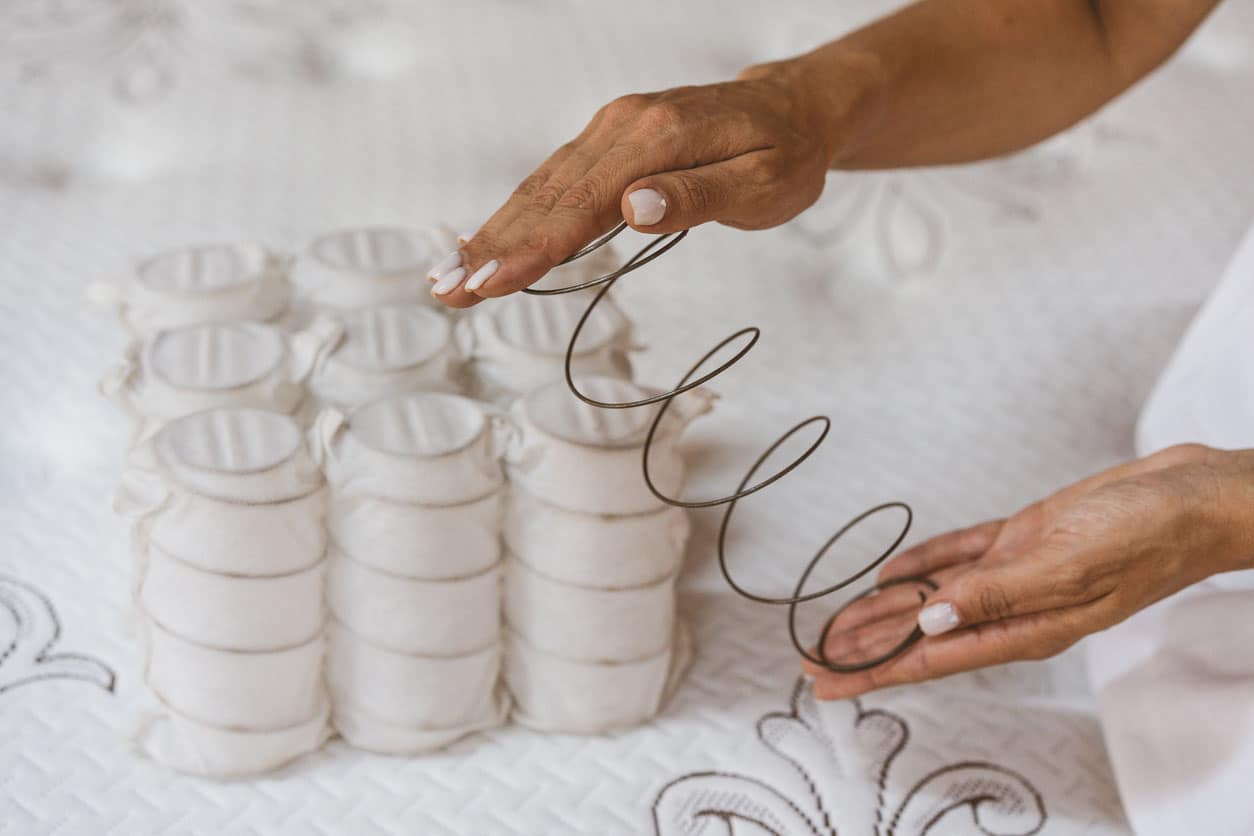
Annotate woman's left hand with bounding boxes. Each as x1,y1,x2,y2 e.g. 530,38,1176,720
806,443,1254,700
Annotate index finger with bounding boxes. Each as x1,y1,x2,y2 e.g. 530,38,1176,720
427,142,584,309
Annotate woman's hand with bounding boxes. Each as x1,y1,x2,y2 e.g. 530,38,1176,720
427,59,864,307
425,0,1218,307
806,444,1254,700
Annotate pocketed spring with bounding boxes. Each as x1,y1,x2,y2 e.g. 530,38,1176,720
99,231,711,776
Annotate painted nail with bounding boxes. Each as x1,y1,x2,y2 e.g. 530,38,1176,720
430,266,466,296
463,259,499,292
427,251,462,280
628,188,667,226
917,602,960,636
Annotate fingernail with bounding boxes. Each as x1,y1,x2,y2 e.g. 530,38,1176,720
628,188,667,226
427,251,462,280
463,259,499,292
918,602,960,636
457,228,479,245
431,266,466,296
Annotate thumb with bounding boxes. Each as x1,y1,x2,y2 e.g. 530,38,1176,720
621,150,782,234
916,547,1091,636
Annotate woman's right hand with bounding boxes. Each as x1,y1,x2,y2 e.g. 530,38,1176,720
429,59,859,307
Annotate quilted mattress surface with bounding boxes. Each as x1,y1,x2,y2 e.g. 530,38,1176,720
2,1,1253,833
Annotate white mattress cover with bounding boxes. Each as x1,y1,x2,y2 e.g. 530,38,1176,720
2,1,1253,833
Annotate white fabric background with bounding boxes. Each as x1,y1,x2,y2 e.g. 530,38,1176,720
1,1,1253,834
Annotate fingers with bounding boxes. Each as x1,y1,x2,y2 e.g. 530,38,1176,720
877,520,1004,583
619,148,806,234
429,82,829,305
915,542,1105,637
428,137,612,308
463,140,658,300
810,606,1091,701
804,541,1115,699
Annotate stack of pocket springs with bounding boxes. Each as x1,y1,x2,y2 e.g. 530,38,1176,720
95,229,712,776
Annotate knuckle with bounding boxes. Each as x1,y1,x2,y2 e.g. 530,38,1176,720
518,234,565,268
1053,561,1091,599
636,101,685,135
673,174,717,216
973,581,1014,621
600,93,650,125
551,140,579,161
1158,443,1212,467
555,178,604,213
513,171,549,199
527,182,567,214
753,154,785,185
604,139,649,168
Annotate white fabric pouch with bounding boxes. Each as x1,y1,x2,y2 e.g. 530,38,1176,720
137,695,331,778
331,693,506,756
145,618,325,731
327,622,503,732
455,290,636,403
117,479,327,577
505,623,691,734
504,488,688,587
504,377,713,515
505,556,674,664
100,317,343,437
140,546,325,652
292,226,443,311
308,304,460,408
126,407,325,504
328,551,500,656
313,393,506,505
117,408,328,581
328,490,502,580
88,243,290,335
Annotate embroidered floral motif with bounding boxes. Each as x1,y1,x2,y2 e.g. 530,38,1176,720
653,677,1045,836
0,575,116,694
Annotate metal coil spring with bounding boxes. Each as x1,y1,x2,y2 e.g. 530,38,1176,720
523,222,935,673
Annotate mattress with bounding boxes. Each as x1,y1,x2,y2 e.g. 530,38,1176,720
2,1,1253,833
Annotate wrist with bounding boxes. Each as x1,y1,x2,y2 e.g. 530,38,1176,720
1212,450,1254,574
739,45,888,169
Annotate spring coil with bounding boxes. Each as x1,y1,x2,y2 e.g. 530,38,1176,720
523,222,936,673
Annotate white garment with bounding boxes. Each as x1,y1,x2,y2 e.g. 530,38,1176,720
87,243,291,335
1088,218,1254,836
307,304,462,408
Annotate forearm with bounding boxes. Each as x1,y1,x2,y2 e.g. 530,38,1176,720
774,0,1220,168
